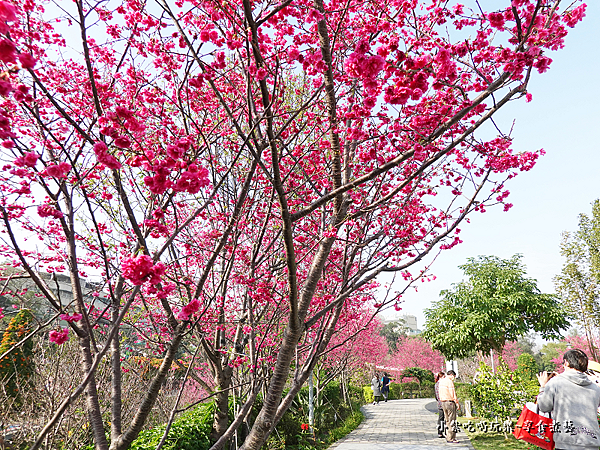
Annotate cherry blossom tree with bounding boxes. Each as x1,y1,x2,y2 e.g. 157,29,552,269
0,0,586,449
387,335,445,374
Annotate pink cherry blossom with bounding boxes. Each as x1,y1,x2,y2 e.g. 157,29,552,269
14,151,39,168
0,38,16,63
488,12,505,29
44,162,71,178
177,299,200,320
306,9,323,23
173,165,209,194
18,52,36,69
0,80,12,96
0,0,17,23
49,328,69,345
122,254,166,286
60,313,82,322
37,204,64,219
0,0,584,445
115,106,134,119
93,141,122,169
114,136,131,149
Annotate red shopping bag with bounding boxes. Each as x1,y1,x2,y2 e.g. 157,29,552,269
513,403,554,450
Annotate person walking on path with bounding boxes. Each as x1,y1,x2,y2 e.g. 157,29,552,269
434,371,446,438
537,349,600,450
439,369,460,443
371,372,382,405
381,372,391,402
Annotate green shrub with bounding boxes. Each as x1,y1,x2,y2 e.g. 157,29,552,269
347,384,365,404
401,367,434,383
328,409,363,443
270,380,361,447
129,402,214,450
363,385,374,403
389,383,402,400
516,353,538,381
0,309,35,400
401,381,419,392
455,382,471,403
470,362,527,424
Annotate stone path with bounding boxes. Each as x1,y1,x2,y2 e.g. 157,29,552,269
329,398,475,450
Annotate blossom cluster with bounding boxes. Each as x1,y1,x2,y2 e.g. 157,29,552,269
60,313,82,322
49,328,69,345
121,254,166,286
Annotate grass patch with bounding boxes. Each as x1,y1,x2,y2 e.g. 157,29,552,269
457,418,532,450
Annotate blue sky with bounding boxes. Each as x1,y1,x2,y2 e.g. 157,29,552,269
386,1,600,330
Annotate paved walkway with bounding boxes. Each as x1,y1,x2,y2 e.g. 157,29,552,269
329,398,474,450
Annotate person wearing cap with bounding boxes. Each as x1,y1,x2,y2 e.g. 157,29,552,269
537,349,600,450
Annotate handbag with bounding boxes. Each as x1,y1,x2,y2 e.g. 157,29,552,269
513,402,554,450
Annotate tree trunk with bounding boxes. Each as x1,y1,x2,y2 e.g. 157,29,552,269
210,365,234,443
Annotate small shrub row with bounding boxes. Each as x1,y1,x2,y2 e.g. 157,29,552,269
362,381,435,403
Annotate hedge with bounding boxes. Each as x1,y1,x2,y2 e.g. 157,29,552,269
363,381,435,403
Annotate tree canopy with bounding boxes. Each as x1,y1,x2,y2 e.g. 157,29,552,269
423,255,570,359
554,199,600,360
379,319,409,353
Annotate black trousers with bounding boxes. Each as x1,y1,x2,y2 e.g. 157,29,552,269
437,408,445,435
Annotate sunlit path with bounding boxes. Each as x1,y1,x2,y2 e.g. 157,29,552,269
329,398,473,450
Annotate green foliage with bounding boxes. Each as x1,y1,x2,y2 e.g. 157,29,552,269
515,353,538,381
515,353,540,396
470,362,528,424
454,382,471,405
268,380,364,449
378,320,408,353
538,341,568,371
401,367,434,383
363,385,374,403
0,309,35,400
554,199,600,360
129,402,214,450
424,255,570,359
389,383,401,399
327,409,363,444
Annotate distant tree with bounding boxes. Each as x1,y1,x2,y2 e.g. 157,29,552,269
554,200,600,360
387,336,444,374
538,341,568,372
516,333,538,356
379,319,409,353
423,255,570,359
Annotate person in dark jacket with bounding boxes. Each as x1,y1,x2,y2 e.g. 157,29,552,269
537,349,600,450
381,372,391,402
